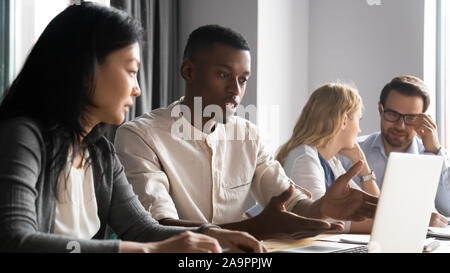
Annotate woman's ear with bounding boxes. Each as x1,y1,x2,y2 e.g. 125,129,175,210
342,115,348,130
181,60,194,81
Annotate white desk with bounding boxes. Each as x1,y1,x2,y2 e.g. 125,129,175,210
263,233,450,253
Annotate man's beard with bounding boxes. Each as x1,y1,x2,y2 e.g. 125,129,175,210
382,128,413,148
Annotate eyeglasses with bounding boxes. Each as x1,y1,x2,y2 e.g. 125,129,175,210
381,105,418,126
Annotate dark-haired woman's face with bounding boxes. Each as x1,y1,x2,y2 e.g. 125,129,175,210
87,43,141,126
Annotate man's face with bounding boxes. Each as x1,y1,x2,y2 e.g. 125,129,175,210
379,90,424,149
185,43,251,123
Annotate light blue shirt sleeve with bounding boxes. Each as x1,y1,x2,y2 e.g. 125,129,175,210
433,147,450,216
345,132,450,216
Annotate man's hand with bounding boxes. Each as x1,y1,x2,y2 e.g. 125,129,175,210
248,186,344,240
204,228,267,253
413,114,441,154
429,212,448,227
320,161,378,221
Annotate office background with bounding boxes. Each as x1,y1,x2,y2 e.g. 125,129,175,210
0,0,448,153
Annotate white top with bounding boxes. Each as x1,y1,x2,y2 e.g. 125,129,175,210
53,151,101,239
284,144,361,232
114,98,311,225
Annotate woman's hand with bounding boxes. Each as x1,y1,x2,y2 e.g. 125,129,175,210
119,231,223,253
339,143,371,176
429,212,448,228
204,228,267,253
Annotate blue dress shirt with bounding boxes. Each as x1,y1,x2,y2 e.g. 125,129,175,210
339,131,450,216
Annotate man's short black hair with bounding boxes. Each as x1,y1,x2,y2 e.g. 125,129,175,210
183,24,250,60
379,75,430,112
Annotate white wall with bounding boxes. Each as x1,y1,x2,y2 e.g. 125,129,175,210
257,0,310,153
179,0,427,146
178,0,258,109
308,0,425,135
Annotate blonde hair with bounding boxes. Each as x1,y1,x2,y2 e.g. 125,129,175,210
276,83,362,165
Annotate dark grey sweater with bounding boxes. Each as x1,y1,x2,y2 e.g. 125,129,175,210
0,117,194,253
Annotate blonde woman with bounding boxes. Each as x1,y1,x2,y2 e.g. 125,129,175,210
276,83,380,233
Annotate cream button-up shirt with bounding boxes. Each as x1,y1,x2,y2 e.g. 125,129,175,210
114,98,310,225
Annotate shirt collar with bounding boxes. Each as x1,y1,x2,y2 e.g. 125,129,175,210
169,97,220,140
372,132,387,158
406,137,420,154
372,131,420,157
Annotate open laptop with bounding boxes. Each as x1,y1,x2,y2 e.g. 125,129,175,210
277,152,444,253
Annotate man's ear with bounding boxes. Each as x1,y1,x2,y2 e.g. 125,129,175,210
181,60,194,81
378,102,383,116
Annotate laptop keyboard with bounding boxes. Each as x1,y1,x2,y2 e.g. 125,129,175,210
333,245,368,253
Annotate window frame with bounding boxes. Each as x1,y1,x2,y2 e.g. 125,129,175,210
0,0,11,96
436,0,450,148
4,0,110,94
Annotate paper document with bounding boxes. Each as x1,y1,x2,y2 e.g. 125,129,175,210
317,234,370,245
428,227,450,239
319,235,443,252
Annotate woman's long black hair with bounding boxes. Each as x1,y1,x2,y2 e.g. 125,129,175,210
0,2,143,197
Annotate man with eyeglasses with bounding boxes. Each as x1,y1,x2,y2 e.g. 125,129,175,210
341,75,450,227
